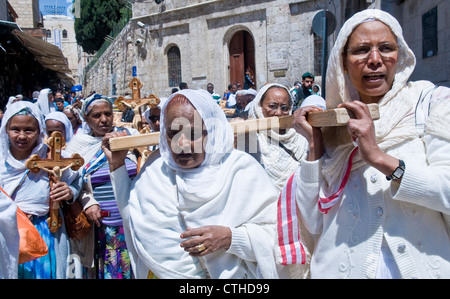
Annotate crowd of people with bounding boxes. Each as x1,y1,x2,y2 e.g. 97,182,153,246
1,9,449,279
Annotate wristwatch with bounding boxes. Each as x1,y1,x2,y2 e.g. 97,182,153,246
386,159,405,181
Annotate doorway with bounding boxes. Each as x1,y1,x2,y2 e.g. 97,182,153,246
229,30,255,90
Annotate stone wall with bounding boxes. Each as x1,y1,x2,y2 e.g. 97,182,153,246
400,0,449,87
84,0,332,98
76,0,450,99
8,0,39,29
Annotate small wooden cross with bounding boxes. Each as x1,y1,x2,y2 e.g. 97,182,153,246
25,131,84,233
128,77,144,100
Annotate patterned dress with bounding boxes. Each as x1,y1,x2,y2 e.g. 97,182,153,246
84,157,137,279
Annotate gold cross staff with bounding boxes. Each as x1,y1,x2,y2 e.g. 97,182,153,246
25,131,84,233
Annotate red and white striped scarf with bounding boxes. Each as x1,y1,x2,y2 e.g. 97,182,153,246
319,147,358,214
276,147,358,265
276,171,306,265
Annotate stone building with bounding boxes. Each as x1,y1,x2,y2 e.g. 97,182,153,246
43,14,79,84
8,0,41,29
82,0,449,99
384,0,449,86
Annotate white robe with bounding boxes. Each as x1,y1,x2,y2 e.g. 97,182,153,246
111,149,287,279
110,89,288,279
248,83,308,191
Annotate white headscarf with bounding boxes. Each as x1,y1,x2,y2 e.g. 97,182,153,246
0,101,48,215
5,97,18,111
0,101,47,166
247,83,308,191
36,88,55,116
300,95,326,110
321,9,434,187
45,111,74,142
159,89,234,172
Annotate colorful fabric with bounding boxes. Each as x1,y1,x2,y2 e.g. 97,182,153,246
91,158,137,226
82,148,107,183
18,215,56,279
147,270,159,279
85,225,133,279
81,94,110,117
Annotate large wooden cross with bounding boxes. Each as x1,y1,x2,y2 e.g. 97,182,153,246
25,132,84,233
108,103,380,151
114,76,161,130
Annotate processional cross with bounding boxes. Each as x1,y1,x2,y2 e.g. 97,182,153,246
25,131,84,233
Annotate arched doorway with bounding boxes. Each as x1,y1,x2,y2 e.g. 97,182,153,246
229,30,255,90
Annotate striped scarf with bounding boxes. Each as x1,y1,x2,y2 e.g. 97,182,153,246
276,171,306,265
81,148,107,183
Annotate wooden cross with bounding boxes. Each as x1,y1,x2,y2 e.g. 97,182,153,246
108,104,380,151
115,76,161,130
25,131,84,233
128,77,144,100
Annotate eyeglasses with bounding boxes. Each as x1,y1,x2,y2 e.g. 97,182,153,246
346,42,398,62
266,103,291,113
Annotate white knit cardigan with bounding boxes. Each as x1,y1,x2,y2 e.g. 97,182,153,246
295,9,450,279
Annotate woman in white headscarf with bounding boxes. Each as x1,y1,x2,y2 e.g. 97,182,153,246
45,111,74,143
0,101,81,279
36,88,55,116
290,9,450,278
64,94,138,279
102,89,289,279
247,83,308,191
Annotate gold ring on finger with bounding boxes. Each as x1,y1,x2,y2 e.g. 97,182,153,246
197,244,206,252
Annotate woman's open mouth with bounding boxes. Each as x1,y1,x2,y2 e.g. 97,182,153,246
364,73,385,82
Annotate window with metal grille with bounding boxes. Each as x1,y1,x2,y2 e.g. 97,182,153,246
167,46,181,87
313,33,322,76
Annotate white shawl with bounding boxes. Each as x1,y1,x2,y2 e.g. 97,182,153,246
0,102,80,278
122,89,286,278
0,187,19,278
0,101,50,215
322,9,434,188
0,101,81,215
248,83,308,191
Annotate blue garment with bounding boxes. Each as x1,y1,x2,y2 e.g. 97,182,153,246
18,215,56,279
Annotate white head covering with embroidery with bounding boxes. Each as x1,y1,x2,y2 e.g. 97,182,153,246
247,83,308,191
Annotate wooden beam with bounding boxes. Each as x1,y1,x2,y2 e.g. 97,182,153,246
109,131,160,152
307,103,379,127
109,104,379,151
